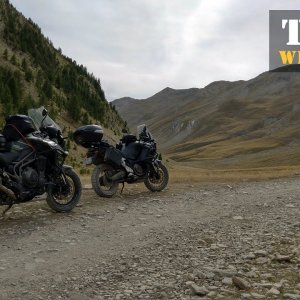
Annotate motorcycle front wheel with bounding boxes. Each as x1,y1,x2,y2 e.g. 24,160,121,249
144,162,169,192
91,164,119,198
46,168,82,212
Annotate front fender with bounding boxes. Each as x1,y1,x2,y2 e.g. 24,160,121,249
63,165,74,172
151,159,162,174
153,159,161,168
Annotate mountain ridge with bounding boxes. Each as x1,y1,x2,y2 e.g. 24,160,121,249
0,1,127,169
113,67,300,169
0,0,126,132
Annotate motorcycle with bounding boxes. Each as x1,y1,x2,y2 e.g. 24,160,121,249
73,124,169,197
0,106,82,214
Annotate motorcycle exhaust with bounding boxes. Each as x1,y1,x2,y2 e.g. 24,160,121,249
108,171,126,182
0,184,16,200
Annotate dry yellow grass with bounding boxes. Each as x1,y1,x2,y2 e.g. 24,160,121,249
78,163,300,189
169,137,283,161
168,164,300,184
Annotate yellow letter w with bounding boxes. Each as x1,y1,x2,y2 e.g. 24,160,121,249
279,50,297,64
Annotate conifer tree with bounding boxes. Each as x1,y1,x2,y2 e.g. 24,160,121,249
25,69,33,82
21,58,28,71
10,54,17,65
3,49,8,60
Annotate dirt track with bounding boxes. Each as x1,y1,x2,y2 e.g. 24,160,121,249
0,179,299,300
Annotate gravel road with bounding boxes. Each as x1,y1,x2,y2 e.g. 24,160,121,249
0,178,299,300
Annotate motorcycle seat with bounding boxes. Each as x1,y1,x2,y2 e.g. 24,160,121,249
0,152,19,167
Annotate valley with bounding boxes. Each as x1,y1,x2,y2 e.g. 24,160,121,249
113,68,300,171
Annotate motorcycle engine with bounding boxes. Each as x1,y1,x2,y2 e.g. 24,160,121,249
133,163,146,176
22,167,39,188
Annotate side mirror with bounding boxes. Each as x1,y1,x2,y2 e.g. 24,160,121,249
42,108,48,117
41,108,48,129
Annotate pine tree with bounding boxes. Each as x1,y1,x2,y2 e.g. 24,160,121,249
21,57,28,71
19,94,34,114
82,112,89,124
25,69,33,82
68,96,81,120
3,49,8,60
42,80,53,99
10,54,17,65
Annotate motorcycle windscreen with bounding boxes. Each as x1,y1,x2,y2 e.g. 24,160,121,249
28,106,62,132
136,124,153,140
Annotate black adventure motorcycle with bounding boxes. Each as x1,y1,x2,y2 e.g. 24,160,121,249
0,106,81,214
74,124,169,197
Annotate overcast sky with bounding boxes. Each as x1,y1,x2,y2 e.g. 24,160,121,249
10,0,300,100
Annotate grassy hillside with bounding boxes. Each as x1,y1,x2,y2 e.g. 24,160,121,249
113,67,300,170
0,1,126,170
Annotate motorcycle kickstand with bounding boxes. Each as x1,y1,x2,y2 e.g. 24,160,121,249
120,182,125,194
2,202,13,217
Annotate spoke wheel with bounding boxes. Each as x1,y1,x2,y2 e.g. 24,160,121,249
91,164,119,198
47,168,82,212
144,163,169,192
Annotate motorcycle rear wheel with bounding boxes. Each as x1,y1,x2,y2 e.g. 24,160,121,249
46,168,82,212
91,164,119,198
144,162,169,192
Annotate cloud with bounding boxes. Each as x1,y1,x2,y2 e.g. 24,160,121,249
10,0,300,100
